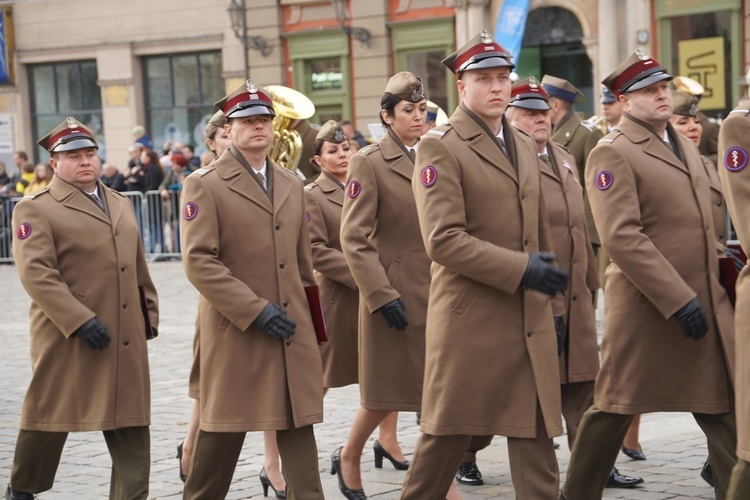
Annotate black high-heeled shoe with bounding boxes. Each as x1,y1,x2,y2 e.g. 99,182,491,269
331,447,367,499
259,467,287,499
373,440,409,470
176,441,187,483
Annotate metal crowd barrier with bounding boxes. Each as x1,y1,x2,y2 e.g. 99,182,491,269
0,190,183,264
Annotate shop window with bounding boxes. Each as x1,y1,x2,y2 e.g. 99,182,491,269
143,51,223,155
29,60,103,161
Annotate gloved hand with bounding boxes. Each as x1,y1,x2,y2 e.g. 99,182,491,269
521,252,569,296
673,298,708,340
724,246,746,273
252,303,296,342
554,316,565,356
75,318,111,351
379,298,409,330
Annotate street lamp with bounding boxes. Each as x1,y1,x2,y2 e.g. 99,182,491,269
331,0,370,48
227,0,271,78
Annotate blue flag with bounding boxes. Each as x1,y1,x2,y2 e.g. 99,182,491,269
493,0,531,64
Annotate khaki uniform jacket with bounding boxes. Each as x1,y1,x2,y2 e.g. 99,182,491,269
12,176,158,432
552,110,604,245
180,149,324,431
718,101,750,461
412,106,562,438
586,114,734,415
700,155,728,246
304,170,358,388
700,112,719,166
542,142,600,384
340,130,429,411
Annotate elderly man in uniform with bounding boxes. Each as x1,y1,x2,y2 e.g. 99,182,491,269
506,78,644,490
717,91,750,500
560,50,737,500
400,30,568,500
179,80,325,500
5,118,159,500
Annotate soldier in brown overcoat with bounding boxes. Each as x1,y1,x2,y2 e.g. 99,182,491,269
334,72,432,499
180,80,324,500
717,99,750,498
561,51,737,500
399,31,568,500
5,118,159,500
304,120,358,389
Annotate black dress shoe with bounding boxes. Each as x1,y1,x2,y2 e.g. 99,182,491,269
455,461,484,485
373,440,409,470
176,440,188,483
621,445,646,460
606,467,644,488
701,461,714,487
5,486,34,500
331,448,367,499
260,467,287,499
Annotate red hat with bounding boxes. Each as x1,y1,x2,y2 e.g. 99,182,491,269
510,77,550,110
37,117,98,153
442,29,515,75
214,79,276,119
603,50,672,96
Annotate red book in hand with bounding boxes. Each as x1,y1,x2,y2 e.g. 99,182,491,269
304,285,328,343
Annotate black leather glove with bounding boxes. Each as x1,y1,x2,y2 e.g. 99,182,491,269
379,298,409,331
724,246,746,273
554,316,565,356
252,303,296,342
521,252,569,296
673,298,708,340
75,318,111,351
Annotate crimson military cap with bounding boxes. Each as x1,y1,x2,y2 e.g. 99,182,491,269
214,79,276,119
602,50,672,96
442,29,515,75
509,77,551,111
37,117,98,153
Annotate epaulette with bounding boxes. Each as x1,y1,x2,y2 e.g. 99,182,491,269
23,187,50,199
358,143,380,156
579,120,596,132
427,129,445,137
304,181,318,192
193,166,214,177
728,108,750,117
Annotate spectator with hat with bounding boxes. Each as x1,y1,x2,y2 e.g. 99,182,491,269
400,30,568,499
560,50,737,499
179,79,324,499
4,116,158,500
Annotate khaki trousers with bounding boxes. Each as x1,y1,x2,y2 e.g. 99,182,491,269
182,424,323,500
10,427,150,499
728,459,750,499
560,380,595,450
562,406,736,500
402,406,558,499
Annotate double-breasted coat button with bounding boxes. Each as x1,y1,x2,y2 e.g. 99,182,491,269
524,239,529,246
283,300,289,307
526,330,533,337
120,264,126,272
123,338,129,346
572,294,578,301
275,223,281,230
122,303,128,309
279,261,286,268
716,201,722,207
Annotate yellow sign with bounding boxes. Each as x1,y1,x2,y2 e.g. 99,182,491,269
678,36,725,110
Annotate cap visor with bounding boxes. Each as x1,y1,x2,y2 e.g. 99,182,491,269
227,105,276,119
51,138,98,152
626,72,673,92
510,98,550,111
461,56,515,73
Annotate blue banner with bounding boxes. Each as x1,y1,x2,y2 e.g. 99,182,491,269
493,0,531,65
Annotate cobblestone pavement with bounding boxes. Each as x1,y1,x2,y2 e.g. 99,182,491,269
0,262,718,499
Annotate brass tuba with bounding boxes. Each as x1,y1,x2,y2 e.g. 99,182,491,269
587,115,609,135
264,85,316,175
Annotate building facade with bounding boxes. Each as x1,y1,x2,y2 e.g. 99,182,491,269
0,0,745,170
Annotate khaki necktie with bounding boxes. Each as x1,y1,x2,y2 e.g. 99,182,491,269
255,171,266,192
407,148,416,161
538,153,551,165
87,192,105,213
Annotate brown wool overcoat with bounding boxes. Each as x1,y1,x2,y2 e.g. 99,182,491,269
699,155,728,246
586,115,735,415
340,130,429,412
412,106,562,439
180,149,323,431
12,176,158,432
305,170,359,388
718,100,750,461
541,142,600,384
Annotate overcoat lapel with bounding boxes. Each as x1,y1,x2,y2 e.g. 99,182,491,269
380,132,414,181
271,160,293,216
318,170,344,207
619,115,688,174
218,149,273,213
50,176,111,225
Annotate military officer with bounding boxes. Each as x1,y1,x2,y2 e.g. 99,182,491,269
180,80,324,500
399,30,568,500
561,51,737,500
600,87,622,133
718,88,750,500
5,118,159,500
304,120,358,389
506,78,644,490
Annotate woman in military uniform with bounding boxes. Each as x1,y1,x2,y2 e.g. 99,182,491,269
334,72,436,499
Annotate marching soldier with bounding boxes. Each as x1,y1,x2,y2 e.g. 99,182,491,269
400,30,568,500
5,118,159,500
561,50,737,500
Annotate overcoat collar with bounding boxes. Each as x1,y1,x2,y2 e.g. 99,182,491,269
618,113,688,173
449,105,519,184
317,169,344,206
48,176,116,226
540,143,562,184
379,129,414,181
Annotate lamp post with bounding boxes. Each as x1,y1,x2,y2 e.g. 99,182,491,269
227,0,271,79
331,0,370,48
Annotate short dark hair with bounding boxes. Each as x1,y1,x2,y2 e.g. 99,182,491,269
380,94,402,127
